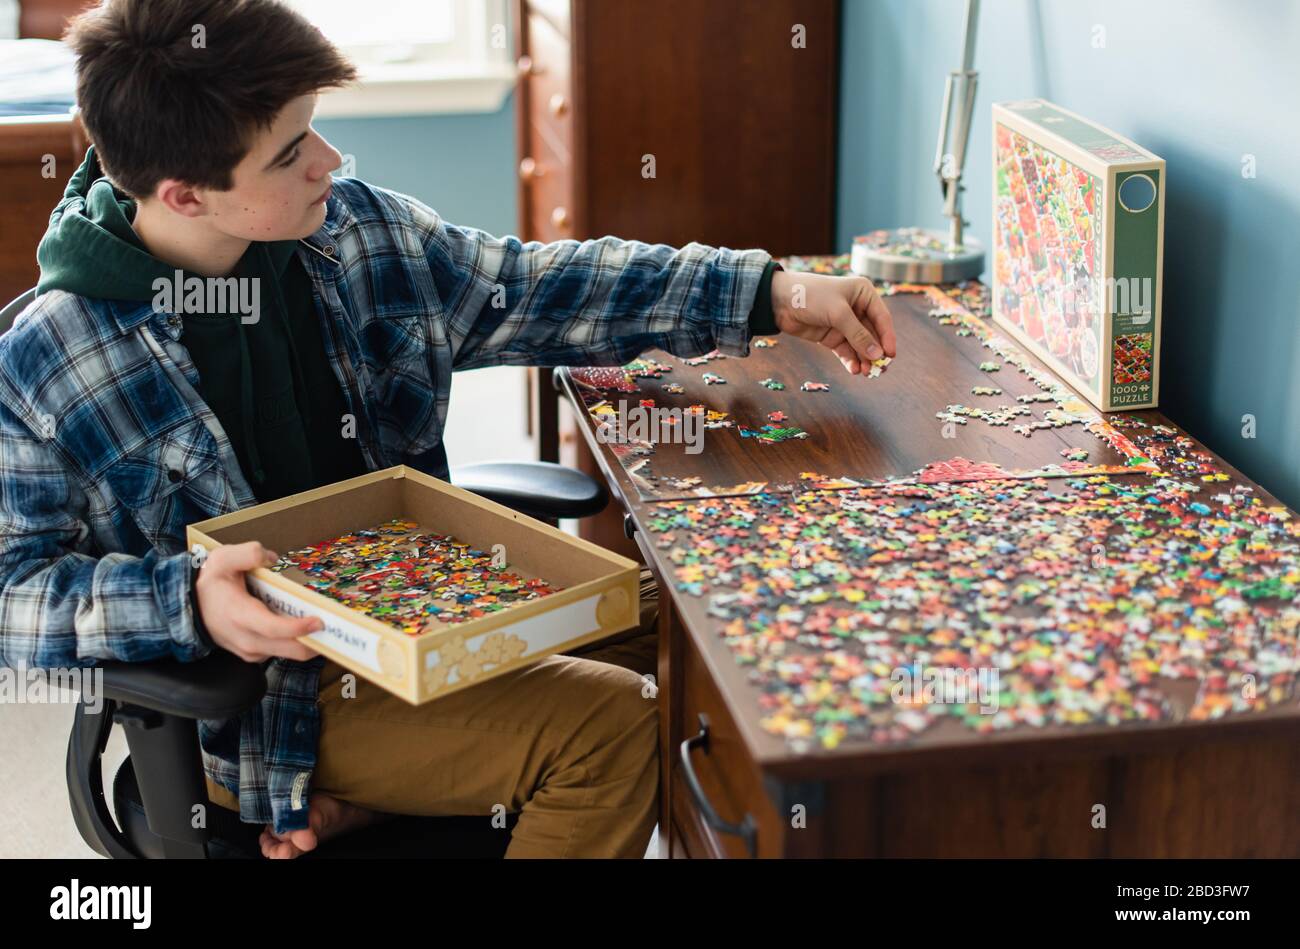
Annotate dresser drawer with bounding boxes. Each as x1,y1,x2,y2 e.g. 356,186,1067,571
523,10,573,165
520,129,574,242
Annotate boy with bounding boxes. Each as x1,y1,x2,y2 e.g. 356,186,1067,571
0,0,895,858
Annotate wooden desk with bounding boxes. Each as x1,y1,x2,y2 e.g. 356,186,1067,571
556,264,1300,858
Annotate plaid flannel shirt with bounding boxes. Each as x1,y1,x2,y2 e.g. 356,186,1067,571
0,177,771,833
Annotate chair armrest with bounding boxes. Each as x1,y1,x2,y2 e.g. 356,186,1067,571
450,461,608,520
67,652,264,859
97,651,267,719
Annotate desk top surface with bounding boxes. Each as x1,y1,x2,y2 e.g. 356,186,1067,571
558,256,1300,777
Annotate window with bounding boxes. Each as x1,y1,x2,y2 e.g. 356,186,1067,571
285,0,515,117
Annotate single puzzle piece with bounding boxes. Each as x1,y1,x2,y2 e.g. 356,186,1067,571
682,350,727,367
739,424,809,444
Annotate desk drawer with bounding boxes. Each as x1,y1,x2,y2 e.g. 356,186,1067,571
673,626,778,858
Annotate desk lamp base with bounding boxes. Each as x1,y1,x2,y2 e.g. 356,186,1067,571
851,227,984,284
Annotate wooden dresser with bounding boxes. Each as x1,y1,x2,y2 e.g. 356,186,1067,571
511,0,841,554
0,0,95,307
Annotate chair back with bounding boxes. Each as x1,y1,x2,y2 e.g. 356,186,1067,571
0,287,37,335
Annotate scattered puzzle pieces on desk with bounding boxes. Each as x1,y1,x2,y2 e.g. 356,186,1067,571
570,269,1158,501
704,410,734,430
646,415,1300,750
979,361,1001,372
753,338,778,348
626,358,672,379
801,381,830,392
702,372,726,385
971,386,1002,397
662,382,684,394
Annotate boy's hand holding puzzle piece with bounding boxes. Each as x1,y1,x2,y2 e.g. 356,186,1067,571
770,269,898,376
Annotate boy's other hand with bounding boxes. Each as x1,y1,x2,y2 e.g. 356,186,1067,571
196,541,322,663
771,270,898,375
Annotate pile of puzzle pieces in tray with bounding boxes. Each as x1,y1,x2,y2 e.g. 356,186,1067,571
645,415,1300,751
270,517,560,634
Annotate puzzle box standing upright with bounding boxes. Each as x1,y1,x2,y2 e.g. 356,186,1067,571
992,99,1165,412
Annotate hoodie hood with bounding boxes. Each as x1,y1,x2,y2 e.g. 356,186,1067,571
37,145,297,299
37,146,177,301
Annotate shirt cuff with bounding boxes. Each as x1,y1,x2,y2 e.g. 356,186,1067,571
189,559,218,653
747,260,783,338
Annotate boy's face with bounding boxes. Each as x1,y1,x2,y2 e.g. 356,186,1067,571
197,94,342,241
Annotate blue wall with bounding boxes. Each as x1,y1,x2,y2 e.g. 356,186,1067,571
314,92,518,236
837,0,1300,508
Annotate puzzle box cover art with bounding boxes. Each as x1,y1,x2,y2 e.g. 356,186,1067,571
992,99,1165,412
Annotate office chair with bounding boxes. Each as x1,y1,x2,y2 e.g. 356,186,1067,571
1,288,610,858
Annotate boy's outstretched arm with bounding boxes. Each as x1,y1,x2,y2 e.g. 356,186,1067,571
401,195,894,374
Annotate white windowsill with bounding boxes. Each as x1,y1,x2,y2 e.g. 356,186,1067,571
313,62,517,119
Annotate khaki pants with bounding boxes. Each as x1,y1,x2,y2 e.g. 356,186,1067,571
207,569,660,858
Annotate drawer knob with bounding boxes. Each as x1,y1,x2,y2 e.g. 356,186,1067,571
548,93,569,117
551,206,570,232
516,55,539,77
519,157,546,180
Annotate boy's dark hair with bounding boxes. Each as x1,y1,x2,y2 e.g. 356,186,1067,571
66,0,357,197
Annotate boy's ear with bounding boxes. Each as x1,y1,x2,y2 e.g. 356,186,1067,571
152,179,210,219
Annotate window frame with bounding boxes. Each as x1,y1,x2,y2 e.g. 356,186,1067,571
289,0,516,118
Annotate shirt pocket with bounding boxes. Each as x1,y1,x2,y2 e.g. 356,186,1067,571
100,422,234,556
358,311,439,457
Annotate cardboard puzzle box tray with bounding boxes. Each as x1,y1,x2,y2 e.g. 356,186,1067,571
186,466,640,704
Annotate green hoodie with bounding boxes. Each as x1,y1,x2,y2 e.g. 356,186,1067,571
37,147,367,502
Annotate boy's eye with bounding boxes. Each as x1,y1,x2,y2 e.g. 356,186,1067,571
279,149,301,168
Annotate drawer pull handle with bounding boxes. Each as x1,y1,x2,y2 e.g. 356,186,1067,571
679,713,758,857
519,157,546,180
516,55,543,77
549,93,569,117
551,206,570,232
